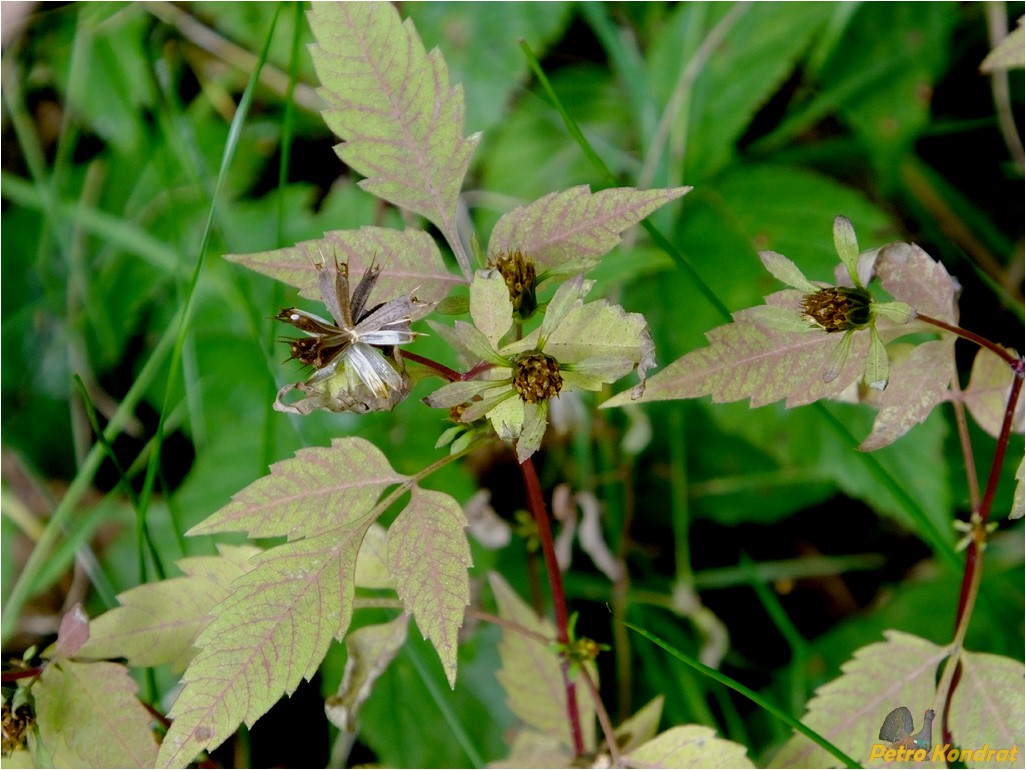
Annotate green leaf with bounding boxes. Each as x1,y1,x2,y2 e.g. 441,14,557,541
1011,458,1024,520
863,325,889,390
35,660,159,768
308,3,479,273
615,695,665,753
963,346,1025,440
760,250,819,293
981,17,1026,72
225,227,462,314
156,525,372,768
489,572,597,752
832,216,861,286
624,725,755,769
387,487,472,688
470,269,514,349
325,615,409,733
355,522,393,589
770,631,949,768
188,437,407,540
79,545,261,673
950,649,1025,758
603,291,866,410
487,185,689,276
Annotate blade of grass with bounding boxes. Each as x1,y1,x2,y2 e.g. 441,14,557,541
620,618,861,769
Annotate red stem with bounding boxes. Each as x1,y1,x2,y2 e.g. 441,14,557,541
399,351,495,383
916,314,1021,367
519,456,586,757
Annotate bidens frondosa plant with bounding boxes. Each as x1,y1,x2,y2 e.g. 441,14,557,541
17,3,1021,770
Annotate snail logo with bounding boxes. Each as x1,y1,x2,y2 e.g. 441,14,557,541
878,706,935,750
869,706,1022,765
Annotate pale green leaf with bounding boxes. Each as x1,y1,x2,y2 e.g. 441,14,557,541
823,330,854,385
949,649,1025,764
615,695,665,753
746,304,819,334
308,3,479,273
225,227,463,313
189,437,406,540
470,269,514,348
859,341,954,451
491,730,572,768
157,525,371,768
963,346,1025,439
489,573,597,752
325,616,409,733
79,545,260,673
487,185,689,276
35,660,158,768
51,604,90,660
355,523,393,589
760,250,819,293
872,301,915,324
770,631,949,768
625,725,754,769
833,216,861,286
537,275,595,347
387,487,472,688
863,325,889,390
603,291,867,410
1011,458,1024,520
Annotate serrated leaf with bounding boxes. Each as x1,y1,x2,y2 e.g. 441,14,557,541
79,545,260,673
625,725,754,769
949,649,1025,764
963,346,1025,439
603,291,867,410
487,185,689,276
489,573,597,752
325,615,409,733
859,341,954,451
875,242,959,324
387,487,472,688
157,524,372,768
308,3,479,273
189,437,406,540
770,630,949,768
225,227,463,314
35,660,158,768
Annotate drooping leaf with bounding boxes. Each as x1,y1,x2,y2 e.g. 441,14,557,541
859,341,954,451
225,227,462,314
624,725,755,769
35,660,158,768
963,346,1025,439
325,615,409,733
157,525,372,768
770,631,949,768
387,487,472,688
489,572,597,752
949,649,1025,762
189,437,407,541
79,545,261,673
486,185,690,276
602,290,868,410
308,3,480,273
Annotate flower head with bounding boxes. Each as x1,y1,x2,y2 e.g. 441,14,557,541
274,255,421,414
753,216,914,390
424,271,653,461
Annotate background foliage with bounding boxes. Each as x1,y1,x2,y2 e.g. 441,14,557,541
2,2,1023,767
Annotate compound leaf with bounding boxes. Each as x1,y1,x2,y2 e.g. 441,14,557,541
80,545,261,673
157,525,373,768
487,185,690,276
35,660,158,768
225,227,462,315
308,3,479,273
770,631,948,768
950,649,1025,759
489,573,597,752
189,437,407,540
387,487,472,688
963,346,1025,439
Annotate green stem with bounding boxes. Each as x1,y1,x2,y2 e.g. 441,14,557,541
519,456,585,757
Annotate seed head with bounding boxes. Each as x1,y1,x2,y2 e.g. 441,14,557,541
512,351,563,403
490,249,538,317
801,286,872,332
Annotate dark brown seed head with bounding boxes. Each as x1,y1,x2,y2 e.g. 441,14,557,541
800,286,872,332
512,351,563,403
490,249,538,317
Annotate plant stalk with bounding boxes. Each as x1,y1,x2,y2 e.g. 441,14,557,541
519,456,586,757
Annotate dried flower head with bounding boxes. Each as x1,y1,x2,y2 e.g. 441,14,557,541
489,249,538,318
274,255,421,413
